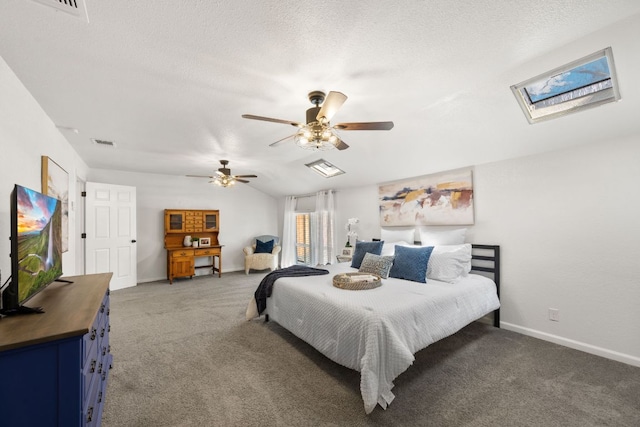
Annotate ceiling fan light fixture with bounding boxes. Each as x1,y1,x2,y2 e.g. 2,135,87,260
212,175,236,187
294,123,340,150
188,160,256,187
242,90,393,151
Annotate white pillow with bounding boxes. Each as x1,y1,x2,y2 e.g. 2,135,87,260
380,240,410,256
381,227,415,244
419,228,467,245
426,244,472,283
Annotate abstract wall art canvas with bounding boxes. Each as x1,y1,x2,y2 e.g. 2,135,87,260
379,169,474,226
42,156,69,252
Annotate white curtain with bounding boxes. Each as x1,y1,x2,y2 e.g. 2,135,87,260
280,196,297,268
310,190,336,266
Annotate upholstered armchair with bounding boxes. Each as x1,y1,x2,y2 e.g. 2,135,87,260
243,235,281,274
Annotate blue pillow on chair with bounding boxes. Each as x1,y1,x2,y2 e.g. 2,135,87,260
389,245,434,283
350,240,384,269
255,239,274,254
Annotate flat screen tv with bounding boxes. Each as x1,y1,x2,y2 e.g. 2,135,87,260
1,184,63,315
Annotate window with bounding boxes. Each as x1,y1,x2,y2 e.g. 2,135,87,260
511,47,620,124
295,213,311,265
291,191,335,267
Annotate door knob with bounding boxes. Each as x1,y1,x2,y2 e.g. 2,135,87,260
131,239,137,243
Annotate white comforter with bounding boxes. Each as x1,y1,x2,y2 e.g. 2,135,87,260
250,263,500,414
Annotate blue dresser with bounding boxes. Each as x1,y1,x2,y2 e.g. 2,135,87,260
0,273,113,426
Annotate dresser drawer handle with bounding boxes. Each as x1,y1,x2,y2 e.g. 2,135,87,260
98,362,103,374
98,391,103,403
108,324,111,332
107,307,110,316
102,346,107,356
90,360,96,373
87,407,93,423
90,328,97,340
100,328,105,338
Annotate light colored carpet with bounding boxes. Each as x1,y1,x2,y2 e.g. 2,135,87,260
101,272,640,427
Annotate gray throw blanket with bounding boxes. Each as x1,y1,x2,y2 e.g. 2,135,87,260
254,265,329,314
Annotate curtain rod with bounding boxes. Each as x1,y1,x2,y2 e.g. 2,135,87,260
291,189,336,199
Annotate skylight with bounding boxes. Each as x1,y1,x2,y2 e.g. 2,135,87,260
305,159,345,178
511,47,620,124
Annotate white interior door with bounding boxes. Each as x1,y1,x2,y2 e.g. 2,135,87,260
75,177,86,275
85,182,137,290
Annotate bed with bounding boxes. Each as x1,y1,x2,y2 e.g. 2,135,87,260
247,244,501,414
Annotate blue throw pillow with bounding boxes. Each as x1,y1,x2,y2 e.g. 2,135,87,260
350,240,384,269
389,245,434,283
255,239,274,254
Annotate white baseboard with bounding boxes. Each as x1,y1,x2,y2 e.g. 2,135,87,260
110,282,137,291
501,322,640,368
137,276,166,284
136,267,247,285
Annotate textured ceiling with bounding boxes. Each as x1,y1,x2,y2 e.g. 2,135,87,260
2,1,640,197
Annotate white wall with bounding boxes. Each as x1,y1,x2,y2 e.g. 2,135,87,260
89,169,279,282
473,136,640,366
4,49,638,366
1,53,278,288
323,136,640,367
0,56,89,281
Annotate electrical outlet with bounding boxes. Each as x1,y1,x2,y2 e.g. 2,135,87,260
548,308,560,322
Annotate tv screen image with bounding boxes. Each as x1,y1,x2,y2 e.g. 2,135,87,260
1,184,63,315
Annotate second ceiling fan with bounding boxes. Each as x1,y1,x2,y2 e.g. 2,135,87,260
187,160,257,187
242,90,394,151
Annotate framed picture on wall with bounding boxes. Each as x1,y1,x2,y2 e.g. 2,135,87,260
378,168,474,226
42,156,69,252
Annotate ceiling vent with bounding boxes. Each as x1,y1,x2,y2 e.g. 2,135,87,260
32,0,89,22
91,138,116,148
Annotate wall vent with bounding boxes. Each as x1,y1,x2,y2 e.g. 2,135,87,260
91,139,116,148
32,0,89,22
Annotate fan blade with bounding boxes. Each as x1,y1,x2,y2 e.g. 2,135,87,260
269,133,296,147
316,91,347,123
334,121,394,131
186,175,214,178
236,179,250,184
335,138,349,151
234,174,257,178
242,114,303,128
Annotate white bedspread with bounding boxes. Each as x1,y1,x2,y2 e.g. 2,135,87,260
254,263,500,414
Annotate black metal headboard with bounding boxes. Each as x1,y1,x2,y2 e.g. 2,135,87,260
470,244,500,328
368,240,500,328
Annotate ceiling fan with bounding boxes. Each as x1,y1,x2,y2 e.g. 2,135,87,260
187,160,257,187
242,90,394,151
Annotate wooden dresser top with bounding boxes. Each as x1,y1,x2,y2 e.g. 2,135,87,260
0,273,112,352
